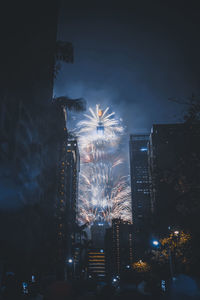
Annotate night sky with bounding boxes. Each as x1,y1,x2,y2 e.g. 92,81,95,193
55,0,200,134
1,1,200,210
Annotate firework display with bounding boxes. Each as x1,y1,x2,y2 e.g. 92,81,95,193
77,104,132,226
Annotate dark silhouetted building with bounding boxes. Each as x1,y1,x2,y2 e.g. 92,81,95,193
129,134,151,260
56,129,80,279
148,123,200,233
91,221,110,249
105,219,133,277
0,1,74,279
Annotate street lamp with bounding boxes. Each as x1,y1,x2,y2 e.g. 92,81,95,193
152,240,159,247
67,258,75,278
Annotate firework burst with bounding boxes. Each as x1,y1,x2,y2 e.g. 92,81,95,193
77,104,132,226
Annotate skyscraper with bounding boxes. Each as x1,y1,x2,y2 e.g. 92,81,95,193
148,123,200,232
56,129,80,279
129,134,151,260
149,124,200,230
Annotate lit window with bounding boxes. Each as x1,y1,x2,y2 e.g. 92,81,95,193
140,147,147,152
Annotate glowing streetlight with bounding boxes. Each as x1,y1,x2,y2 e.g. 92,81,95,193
152,240,159,246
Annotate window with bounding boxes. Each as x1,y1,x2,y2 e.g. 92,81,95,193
140,147,147,152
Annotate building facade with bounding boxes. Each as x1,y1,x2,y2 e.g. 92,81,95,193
129,134,151,260
88,249,106,279
91,221,110,249
148,123,200,233
105,219,133,277
0,1,61,278
56,128,80,279
0,1,76,279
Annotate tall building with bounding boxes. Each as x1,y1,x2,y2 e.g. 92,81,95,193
56,129,80,279
91,221,110,248
148,123,200,232
129,134,151,260
0,1,74,279
0,2,60,277
105,219,133,277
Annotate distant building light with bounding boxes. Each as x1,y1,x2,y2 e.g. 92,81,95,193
113,278,117,282
126,265,130,269
140,147,147,152
22,282,28,294
100,249,104,253
67,143,71,146
161,280,166,292
22,282,28,289
68,258,73,263
98,223,104,226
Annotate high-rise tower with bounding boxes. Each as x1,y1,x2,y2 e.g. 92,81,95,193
56,126,80,279
129,134,151,260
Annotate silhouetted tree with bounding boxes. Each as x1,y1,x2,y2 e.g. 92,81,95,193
169,94,200,124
